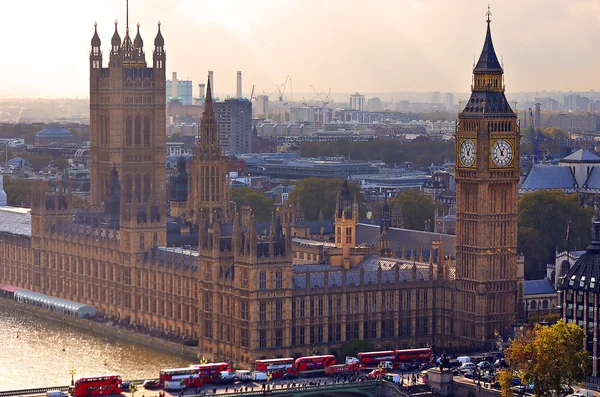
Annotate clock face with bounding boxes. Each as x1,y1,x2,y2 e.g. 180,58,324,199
459,139,476,167
492,139,514,167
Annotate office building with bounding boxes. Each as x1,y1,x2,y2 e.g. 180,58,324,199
215,98,253,155
350,93,365,111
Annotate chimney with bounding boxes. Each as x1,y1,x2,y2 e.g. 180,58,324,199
199,83,206,98
236,71,242,98
208,71,214,98
172,72,178,99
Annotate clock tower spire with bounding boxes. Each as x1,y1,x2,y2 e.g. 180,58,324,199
454,7,520,348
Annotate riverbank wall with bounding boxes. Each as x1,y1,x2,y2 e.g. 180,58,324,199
0,297,199,361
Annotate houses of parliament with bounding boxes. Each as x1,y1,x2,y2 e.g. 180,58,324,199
0,6,523,367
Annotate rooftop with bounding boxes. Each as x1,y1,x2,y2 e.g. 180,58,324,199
560,149,600,164
520,164,577,191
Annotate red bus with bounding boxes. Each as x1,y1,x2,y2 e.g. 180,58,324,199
395,348,433,364
255,358,294,378
291,355,336,375
357,351,397,369
190,363,232,384
159,367,201,388
69,374,122,397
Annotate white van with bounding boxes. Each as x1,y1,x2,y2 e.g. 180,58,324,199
220,371,236,383
164,381,186,391
235,370,252,382
251,371,267,382
457,356,471,365
46,392,68,397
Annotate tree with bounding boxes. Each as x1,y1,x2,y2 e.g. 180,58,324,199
288,178,366,221
230,187,275,223
542,127,569,141
340,340,375,359
518,190,594,278
3,177,32,207
53,158,70,172
72,195,87,210
392,189,446,231
503,319,590,397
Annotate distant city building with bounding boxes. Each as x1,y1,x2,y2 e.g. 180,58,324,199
254,95,269,117
215,98,252,155
534,103,541,129
167,79,193,105
290,107,315,124
367,97,382,112
545,114,600,133
236,71,242,98
349,93,365,111
431,91,441,104
0,175,6,206
397,100,410,112
34,126,74,147
444,93,454,109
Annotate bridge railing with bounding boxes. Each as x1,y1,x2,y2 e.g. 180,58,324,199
0,379,159,397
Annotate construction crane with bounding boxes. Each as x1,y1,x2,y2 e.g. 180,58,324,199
323,87,331,106
249,85,256,101
529,108,542,163
278,76,290,102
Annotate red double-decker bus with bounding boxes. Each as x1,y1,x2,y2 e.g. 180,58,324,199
395,348,433,364
357,351,397,369
291,355,336,376
255,358,294,378
190,363,232,384
159,367,201,388
69,374,122,397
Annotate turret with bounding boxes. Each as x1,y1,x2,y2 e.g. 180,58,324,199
134,23,144,58
153,21,165,72
109,20,122,67
90,22,102,70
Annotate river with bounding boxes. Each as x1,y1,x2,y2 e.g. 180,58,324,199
0,304,194,391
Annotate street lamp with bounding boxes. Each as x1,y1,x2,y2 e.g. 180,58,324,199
69,368,76,386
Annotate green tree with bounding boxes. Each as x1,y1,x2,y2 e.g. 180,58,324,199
19,153,52,171
230,187,275,223
72,195,87,210
392,190,445,231
53,158,70,172
3,177,32,207
340,340,376,359
503,319,590,397
518,190,594,278
542,127,569,140
288,178,365,221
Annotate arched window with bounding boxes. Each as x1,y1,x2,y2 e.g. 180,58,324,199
542,300,548,309
531,300,537,310
143,116,151,146
259,271,266,290
143,174,151,202
275,269,283,290
153,233,158,248
125,117,132,146
135,174,141,202
134,117,141,145
140,234,145,251
125,174,133,203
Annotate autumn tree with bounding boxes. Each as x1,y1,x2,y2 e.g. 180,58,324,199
288,178,365,221
340,340,376,359
391,189,446,231
503,319,590,397
230,187,275,223
3,177,32,207
542,127,569,141
518,190,594,278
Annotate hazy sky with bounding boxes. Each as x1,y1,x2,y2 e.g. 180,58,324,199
3,0,600,99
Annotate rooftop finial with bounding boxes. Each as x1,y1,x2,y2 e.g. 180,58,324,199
126,0,129,30
486,4,492,23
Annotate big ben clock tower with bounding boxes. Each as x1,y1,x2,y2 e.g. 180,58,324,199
455,8,520,347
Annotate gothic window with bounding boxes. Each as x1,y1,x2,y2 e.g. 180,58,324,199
125,174,133,203
153,233,158,247
143,174,151,202
275,269,282,289
259,271,266,290
259,302,266,321
144,116,151,145
99,116,104,145
259,330,266,348
275,300,283,320
135,117,141,145
140,234,145,251
105,116,110,145
241,329,248,347
336,227,341,244
241,301,248,320
125,117,132,146
135,174,141,202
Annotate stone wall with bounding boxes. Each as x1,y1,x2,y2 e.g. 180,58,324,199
1,297,198,360
453,380,502,397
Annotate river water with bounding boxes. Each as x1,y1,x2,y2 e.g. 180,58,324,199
0,304,194,391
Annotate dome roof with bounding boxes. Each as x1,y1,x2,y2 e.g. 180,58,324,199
36,127,73,138
560,220,600,292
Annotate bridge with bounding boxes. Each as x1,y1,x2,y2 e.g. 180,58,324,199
0,379,427,397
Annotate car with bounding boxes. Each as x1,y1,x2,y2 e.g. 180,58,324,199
513,385,529,394
460,363,477,371
511,378,522,386
477,361,491,369
142,380,160,389
121,382,131,392
282,373,297,380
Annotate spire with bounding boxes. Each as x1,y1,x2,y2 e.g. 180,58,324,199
126,0,129,31
473,6,502,74
205,74,213,112
154,21,164,46
134,22,143,48
91,22,101,47
111,20,121,46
